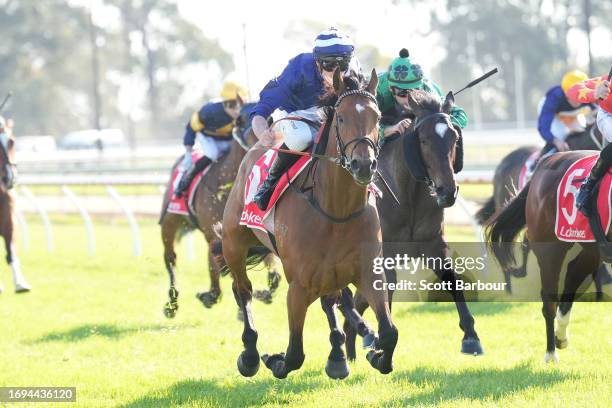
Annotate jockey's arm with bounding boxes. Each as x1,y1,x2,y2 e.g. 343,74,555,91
567,76,610,103
537,93,558,143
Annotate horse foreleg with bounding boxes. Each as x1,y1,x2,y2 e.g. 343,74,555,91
196,244,222,309
262,281,308,379
225,238,260,377
428,242,483,355
321,292,350,379
358,272,398,375
339,287,375,361
4,223,30,293
161,218,180,317
535,247,564,363
555,246,599,350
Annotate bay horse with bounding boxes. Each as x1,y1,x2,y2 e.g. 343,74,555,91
159,103,280,318
0,126,31,293
476,124,606,293
486,150,608,362
220,69,398,379
342,89,483,360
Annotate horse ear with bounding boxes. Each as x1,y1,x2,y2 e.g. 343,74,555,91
236,93,244,106
442,91,454,114
405,90,425,118
367,68,378,96
333,67,343,92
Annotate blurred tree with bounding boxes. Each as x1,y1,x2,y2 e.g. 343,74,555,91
102,0,234,141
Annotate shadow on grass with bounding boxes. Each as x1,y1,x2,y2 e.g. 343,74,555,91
386,363,576,406
395,302,519,317
120,369,369,408
120,363,575,407
29,322,200,344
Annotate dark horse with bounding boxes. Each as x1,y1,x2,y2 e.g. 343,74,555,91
487,150,608,362
0,128,30,293
221,69,398,379
476,124,606,294
343,89,484,359
159,103,280,318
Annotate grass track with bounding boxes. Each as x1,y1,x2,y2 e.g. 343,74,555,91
0,215,610,407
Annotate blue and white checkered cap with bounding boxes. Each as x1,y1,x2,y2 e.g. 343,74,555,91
313,27,354,59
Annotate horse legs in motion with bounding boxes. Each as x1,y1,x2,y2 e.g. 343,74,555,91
0,194,30,293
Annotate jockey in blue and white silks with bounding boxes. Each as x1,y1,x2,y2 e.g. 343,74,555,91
250,27,362,210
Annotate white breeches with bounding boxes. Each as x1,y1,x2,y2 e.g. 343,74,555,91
195,133,232,161
597,109,612,143
272,107,321,151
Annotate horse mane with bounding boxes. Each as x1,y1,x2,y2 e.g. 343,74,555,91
406,89,442,114
318,73,364,108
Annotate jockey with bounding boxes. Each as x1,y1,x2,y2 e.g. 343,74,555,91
250,27,361,210
376,48,468,142
174,81,247,197
568,74,612,216
534,70,596,162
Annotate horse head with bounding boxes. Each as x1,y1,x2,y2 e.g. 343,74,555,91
403,90,460,208
330,68,381,185
232,102,259,150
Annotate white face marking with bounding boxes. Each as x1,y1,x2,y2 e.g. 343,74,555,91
355,103,365,114
435,123,448,138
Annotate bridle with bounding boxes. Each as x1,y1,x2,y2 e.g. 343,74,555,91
409,111,458,197
332,89,381,171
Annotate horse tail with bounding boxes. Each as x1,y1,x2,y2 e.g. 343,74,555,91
475,195,496,225
485,181,529,271
210,222,272,275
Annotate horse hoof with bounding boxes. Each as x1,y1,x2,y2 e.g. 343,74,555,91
461,338,484,356
15,283,31,293
362,332,378,350
196,291,220,309
237,352,260,377
253,289,273,304
261,353,288,379
366,350,393,374
163,302,177,318
325,358,350,380
555,336,568,350
544,351,559,363
268,271,281,291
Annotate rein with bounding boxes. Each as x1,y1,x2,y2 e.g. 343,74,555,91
285,88,381,223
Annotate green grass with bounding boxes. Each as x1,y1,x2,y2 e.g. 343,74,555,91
0,215,610,407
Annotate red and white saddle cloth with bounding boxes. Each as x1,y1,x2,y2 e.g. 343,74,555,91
240,146,383,234
240,145,311,233
555,154,612,242
167,151,210,215
518,151,540,190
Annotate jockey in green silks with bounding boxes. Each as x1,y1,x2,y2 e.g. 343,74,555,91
376,48,468,143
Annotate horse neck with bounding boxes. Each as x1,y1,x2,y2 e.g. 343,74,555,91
314,123,368,219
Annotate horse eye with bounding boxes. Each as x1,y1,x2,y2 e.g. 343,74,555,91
338,115,344,124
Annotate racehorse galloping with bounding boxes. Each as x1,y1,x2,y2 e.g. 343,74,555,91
476,124,605,292
159,103,280,318
343,89,484,359
221,69,398,379
486,151,607,362
0,125,30,293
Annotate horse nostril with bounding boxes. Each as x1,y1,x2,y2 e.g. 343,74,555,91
370,159,378,172
350,159,359,172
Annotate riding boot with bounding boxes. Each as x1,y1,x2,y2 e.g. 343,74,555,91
254,143,300,211
174,156,213,198
576,144,612,217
